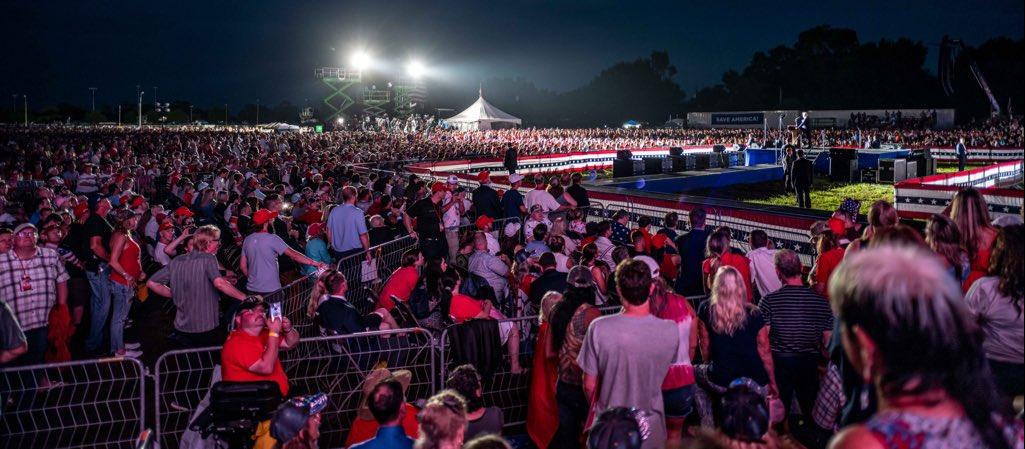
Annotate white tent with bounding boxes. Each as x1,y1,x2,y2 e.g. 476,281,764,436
445,91,522,131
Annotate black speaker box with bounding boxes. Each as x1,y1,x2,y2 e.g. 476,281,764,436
616,149,633,160
861,169,878,183
830,157,858,181
878,158,907,184
612,159,634,178
694,153,711,170
669,147,684,157
644,157,664,175
712,144,726,153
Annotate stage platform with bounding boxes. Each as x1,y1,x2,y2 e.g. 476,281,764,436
747,147,911,174
591,164,783,194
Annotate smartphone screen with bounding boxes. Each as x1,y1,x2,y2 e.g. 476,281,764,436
269,302,282,321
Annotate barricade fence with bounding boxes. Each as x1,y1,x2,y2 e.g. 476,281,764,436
0,358,146,449
153,328,435,449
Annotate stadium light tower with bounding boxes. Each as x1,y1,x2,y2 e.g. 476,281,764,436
88,87,97,112
351,50,371,73
407,60,426,80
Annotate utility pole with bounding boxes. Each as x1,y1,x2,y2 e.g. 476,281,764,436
88,87,97,112
224,104,228,125
23,95,28,126
189,104,194,123
118,105,122,126
256,98,260,124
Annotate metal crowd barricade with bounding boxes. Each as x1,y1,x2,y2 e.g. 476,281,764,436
154,328,435,449
336,235,419,317
439,316,537,431
264,274,319,338
0,357,146,449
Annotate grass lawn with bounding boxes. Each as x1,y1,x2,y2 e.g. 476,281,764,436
689,178,894,215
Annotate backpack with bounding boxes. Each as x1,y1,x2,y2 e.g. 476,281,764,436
459,271,493,298
407,280,432,319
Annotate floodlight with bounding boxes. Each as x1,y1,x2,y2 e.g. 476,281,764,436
407,60,426,79
351,51,371,71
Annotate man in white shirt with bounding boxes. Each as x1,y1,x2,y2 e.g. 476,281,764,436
442,187,471,261
524,174,562,220
594,221,617,268
747,229,782,298
523,205,552,242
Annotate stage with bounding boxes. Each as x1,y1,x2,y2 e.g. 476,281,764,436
591,164,784,194
745,147,911,174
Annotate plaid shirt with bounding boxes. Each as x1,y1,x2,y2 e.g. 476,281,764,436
0,247,70,331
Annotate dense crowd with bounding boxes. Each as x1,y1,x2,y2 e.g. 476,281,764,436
0,125,1022,449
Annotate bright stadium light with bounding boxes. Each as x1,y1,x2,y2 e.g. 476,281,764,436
407,60,426,80
351,50,371,71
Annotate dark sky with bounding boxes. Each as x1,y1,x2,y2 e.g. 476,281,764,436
3,0,1022,110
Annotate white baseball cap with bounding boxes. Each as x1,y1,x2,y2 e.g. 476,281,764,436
508,173,524,184
446,174,459,184
633,255,661,279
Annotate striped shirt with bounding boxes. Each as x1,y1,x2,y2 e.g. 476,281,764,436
0,248,71,330
149,251,223,333
758,285,834,354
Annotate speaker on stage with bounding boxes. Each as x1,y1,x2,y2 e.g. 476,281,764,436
644,157,664,175
669,147,684,157
829,148,859,181
905,160,918,180
878,158,907,184
694,153,711,171
613,159,634,178
712,145,726,153
663,156,685,173
616,149,633,160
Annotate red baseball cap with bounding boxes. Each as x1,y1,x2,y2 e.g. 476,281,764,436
159,221,175,232
130,196,146,208
252,209,279,226
430,182,448,194
307,222,325,238
476,171,491,183
174,206,195,218
475,215,494,230
72,202,90,218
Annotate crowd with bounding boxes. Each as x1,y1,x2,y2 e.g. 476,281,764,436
0,124,1022,449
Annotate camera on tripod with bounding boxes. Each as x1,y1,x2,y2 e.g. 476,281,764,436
189,381,283,449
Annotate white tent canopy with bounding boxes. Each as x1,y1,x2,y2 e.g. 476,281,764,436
445,92,522,131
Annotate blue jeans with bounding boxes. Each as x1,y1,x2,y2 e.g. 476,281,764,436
85,265,112,351
109,282,134,353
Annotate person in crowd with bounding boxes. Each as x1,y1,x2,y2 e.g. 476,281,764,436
350,377,415,449
0,227,12,253
301,222,333,276
270,393,327,449
309,270,398,336
0,223,69,365
416,390,468,449
925,214,970,283
83,198,114,355
524,205,553,243
326,186,372,266
845,200,897,256
501,174,527,222
525,174,564,220
221,297,299,449
947,188,997,292
676,207,711,297
593,221,617,269
586,407,647,449
759,249,833,429
44,217,88,336
368,214,395,247
446,364,505,440
610,210,632,245
404,182,448,261
782,145,797,193
792,149,813,209
529,252,568,307
703,227,754,302
442,186,471,262
241,209,328,296
527,291,562,449
447,269,522,373
579,259,679,449
549,266,602,448
963,224,1024,410
468,232,509,300
146,225,249,348
566,172,590,209
379,249,422,311
475,215,500,255
0,297,27,365
472,171,502,226
697,266,776,422
828,246,1023,449
347,368,421,448
106,208,144,358
809,230,845,298
639,255,698,445
153,221,184,266
747,230,781,299
955,137,968,171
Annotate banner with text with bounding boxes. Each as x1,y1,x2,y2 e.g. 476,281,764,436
711,112,765,126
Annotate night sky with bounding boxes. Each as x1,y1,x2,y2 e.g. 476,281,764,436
3,0,1022,109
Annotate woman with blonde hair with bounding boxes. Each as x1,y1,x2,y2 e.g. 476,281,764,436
925,214,969,283
947,188,997,291
846,200,897,257
696,266,776,425
416,390,468,449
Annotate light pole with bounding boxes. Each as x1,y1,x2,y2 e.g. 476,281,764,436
224,104,228,125
23,95,28,126
137,90,145,128
189,105,194,123
118,105,122,126
256,99,260,124
88,87,97,112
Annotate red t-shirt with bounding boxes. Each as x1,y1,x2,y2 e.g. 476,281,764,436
344,403,420,447
450,293,484,324
814,247,846,298
378,266,419,311
221,329,289,396
703,252,754,302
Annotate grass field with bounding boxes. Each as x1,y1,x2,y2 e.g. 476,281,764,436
689,178,894,214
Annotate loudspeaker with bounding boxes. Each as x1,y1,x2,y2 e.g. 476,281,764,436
613,159,634,178
830,157,859,182
712,145,726,153
669,147,684,157
829,148,858,161
905,160,918,180
861,169,878,183
694,153,711,170
644,157,664,175
616,149,633,160
878,158,907,184
727,152,741,167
